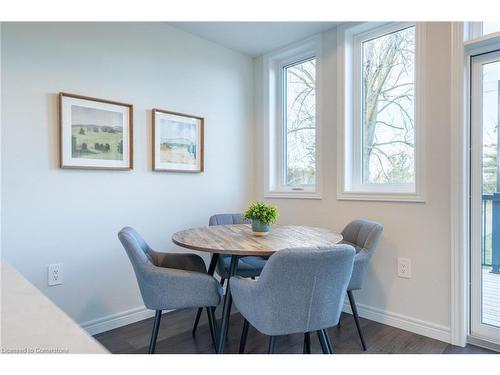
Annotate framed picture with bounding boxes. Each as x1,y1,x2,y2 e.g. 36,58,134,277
59,92,133,170
152,109,204,173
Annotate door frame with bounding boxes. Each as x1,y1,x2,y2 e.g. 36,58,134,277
451,22,500,348
470,49,500,344
450,22,468,347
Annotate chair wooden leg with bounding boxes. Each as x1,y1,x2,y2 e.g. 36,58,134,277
148,310,162,354
239,319,250,354
206,307,218,353
303,332,311,354
268,336,276,354
347,290,367,351
316,330,331,354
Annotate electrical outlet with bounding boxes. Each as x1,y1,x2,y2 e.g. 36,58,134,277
397,257,411,279
48,263,63,286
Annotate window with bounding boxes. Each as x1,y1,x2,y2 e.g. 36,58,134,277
338,22,424,201
283,58,316,186
361,26,415,185
264,36,321,199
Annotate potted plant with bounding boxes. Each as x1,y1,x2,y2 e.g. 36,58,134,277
243,201,279,236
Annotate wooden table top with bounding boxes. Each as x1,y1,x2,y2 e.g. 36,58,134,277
172,224,343,256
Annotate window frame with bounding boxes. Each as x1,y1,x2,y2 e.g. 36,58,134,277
337,22,426,202
467,22,484,41
263,35,322,199
466,22,500,41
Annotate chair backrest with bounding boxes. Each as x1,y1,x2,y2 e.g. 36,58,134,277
209,213,250,226
253,245,355,335
341,219,383,254
118,226,155,264
118,227,157,303
341,220,383,291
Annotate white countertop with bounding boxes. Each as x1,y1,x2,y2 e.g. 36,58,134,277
1,262,108,354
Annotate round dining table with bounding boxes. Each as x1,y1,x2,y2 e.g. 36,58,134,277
172,224,343,353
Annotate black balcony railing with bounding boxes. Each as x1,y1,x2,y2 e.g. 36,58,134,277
482,194,500,272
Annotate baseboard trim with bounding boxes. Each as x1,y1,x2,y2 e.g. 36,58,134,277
81,306,159,336
81,300,452,343
342,301,451,344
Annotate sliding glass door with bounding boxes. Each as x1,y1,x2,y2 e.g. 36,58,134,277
470,50,500,344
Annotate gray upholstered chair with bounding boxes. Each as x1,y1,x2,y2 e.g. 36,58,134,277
231,245,355,354
338,219,383,351
209,213,268,279
192,213,268,335
118,227,222,354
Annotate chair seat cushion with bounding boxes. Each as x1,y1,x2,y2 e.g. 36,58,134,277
217,255,264,278
240,256,268,269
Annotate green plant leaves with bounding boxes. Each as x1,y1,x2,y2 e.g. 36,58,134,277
243,201,279,224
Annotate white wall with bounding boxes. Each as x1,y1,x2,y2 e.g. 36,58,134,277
1,22,255,332
254,23,453,341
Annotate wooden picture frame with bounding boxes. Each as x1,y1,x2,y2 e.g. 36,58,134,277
152,109,204,173
59,92,133,170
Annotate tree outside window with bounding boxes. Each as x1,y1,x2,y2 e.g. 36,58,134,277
284,58,316,186
361,26,415,184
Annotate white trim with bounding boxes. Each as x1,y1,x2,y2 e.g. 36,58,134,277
337,192,425,203
336,22,426,202
264,191,322,200
84,301,453,343
342,301,451,344
469,50,500,344
465,33,500,54
466,22,483,41
450,21,469,348
452,23,500,348
80,306,171,336
467,335,500,352
263,34,323,200
465,20,500,44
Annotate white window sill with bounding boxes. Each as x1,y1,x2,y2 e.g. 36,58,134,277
337,191,425,203
265,190,322,200
464,31,500,52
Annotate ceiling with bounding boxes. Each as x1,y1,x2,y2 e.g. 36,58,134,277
169,22,339,57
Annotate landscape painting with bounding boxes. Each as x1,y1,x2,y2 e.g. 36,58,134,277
153,109,204,172
60,93,132,169
71,105,124,160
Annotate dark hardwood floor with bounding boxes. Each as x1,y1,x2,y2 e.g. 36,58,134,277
94,309,496,354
